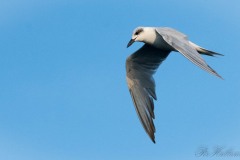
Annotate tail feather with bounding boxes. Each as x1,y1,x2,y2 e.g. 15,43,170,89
197,47,224,56
189,41,224,57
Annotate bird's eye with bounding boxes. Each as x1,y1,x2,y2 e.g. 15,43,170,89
134,28,143,35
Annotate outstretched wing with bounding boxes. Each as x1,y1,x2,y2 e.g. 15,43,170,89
155,27,222,79
126,44,170,143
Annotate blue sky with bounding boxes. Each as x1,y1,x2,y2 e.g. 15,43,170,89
0,0,239,159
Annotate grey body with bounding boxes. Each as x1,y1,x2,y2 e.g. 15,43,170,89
126,27,223,143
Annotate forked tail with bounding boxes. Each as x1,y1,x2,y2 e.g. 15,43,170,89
189,41,224,56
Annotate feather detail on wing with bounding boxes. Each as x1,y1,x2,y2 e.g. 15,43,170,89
126,44,170,143
155,27,223,79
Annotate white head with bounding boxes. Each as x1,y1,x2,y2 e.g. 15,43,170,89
127,27,156,48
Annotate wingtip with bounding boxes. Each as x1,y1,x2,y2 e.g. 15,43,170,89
152,138,156,144
150,134,156,143
153,140,156,144
218,75,224,80
206,65,223,80
213,70,224,80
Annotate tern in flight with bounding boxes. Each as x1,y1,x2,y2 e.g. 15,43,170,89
126,27,223,143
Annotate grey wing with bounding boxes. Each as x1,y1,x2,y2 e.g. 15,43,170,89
126,44,170,143
155,27,222,79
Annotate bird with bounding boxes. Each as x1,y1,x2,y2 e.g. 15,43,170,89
126,26,223,143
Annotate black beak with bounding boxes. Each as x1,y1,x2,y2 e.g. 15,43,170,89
127,39,135,48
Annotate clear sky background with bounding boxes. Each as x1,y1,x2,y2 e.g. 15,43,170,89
0,0,239,160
